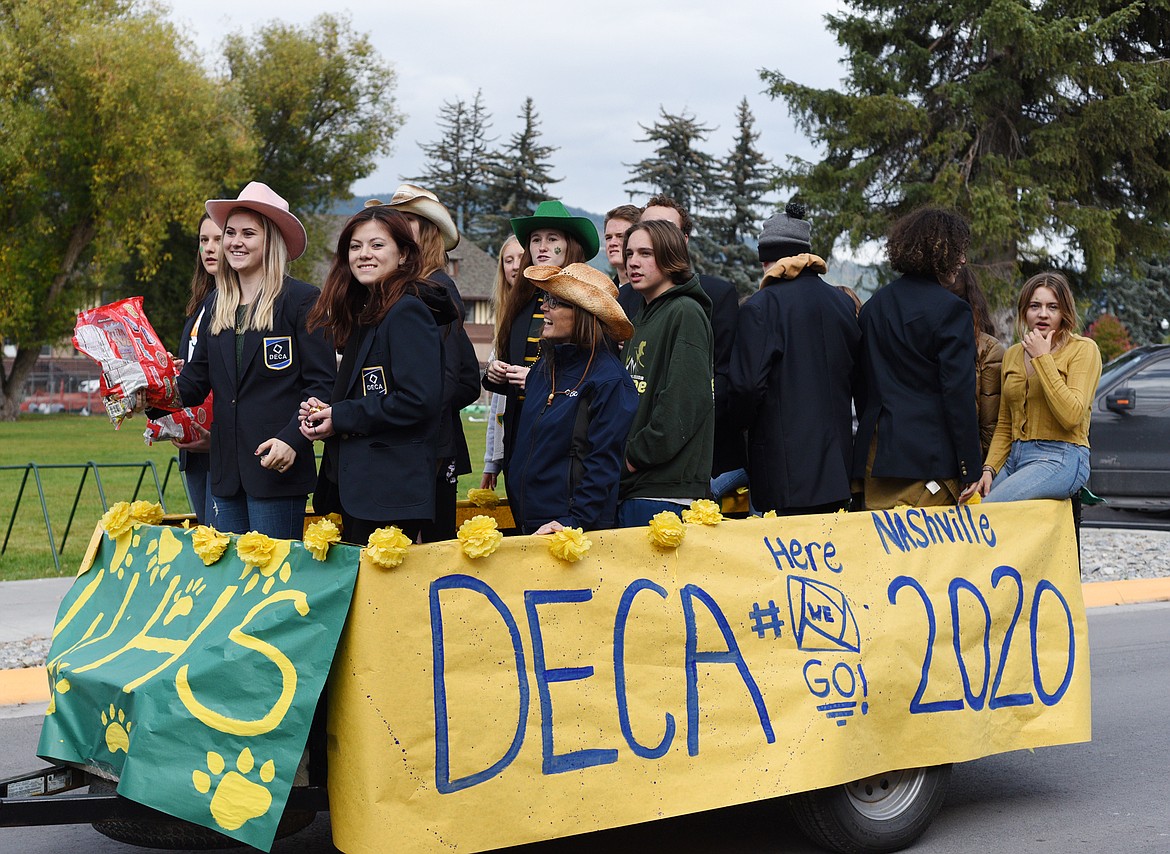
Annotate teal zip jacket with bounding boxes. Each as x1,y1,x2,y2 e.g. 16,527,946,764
620,274,715,500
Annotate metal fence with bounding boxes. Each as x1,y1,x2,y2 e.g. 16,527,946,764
0,458,188,573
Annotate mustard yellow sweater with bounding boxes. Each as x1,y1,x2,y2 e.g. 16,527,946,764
985,334,1102,474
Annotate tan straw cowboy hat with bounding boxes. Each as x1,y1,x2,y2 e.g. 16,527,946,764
524,263,634,342
365,184,460,250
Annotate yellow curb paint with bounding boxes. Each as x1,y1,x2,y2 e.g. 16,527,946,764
1082,577,1170,608
0,666,49,705
1,578,1167,709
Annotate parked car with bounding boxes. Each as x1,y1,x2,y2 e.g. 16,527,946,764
1089,344,1170,510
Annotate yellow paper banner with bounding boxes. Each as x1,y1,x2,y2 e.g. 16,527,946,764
328,500,1090,852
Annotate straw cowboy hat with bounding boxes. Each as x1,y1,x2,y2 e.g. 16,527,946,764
205,182,308,261
510,200,600,261
525,263,634,342
365,184,460,250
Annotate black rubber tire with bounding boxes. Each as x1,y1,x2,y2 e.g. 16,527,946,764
88,777,315,850
788,764,952,854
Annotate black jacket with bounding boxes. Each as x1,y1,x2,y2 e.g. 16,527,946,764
852,274,981,485
318,289,446,523
619,274,741,477
482,293,543,474
729,270,859,511
177,277,336,499
430,272,480,475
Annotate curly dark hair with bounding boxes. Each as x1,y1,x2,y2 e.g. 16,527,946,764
886,208,971,281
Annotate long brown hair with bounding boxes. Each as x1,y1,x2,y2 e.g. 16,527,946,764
494,229,586,360
307,208,425,350
185,214,217,318
948,266,994,336
1017,271,1078,346
405,212,449,279
623,220,694,285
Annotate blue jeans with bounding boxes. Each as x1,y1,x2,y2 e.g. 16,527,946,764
183,453,213,526
616,498,688,529
984,440,1090,503
211,491,306,539
710,468,749,502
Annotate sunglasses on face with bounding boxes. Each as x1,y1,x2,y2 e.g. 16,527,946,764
541,295,572,310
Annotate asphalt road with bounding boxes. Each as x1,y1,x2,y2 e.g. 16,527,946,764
2,602,1167,853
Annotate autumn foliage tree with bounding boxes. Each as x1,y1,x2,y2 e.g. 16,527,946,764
0,0,253,420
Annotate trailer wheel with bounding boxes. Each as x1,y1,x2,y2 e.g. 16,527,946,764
788,764,951,854
88,777,315,850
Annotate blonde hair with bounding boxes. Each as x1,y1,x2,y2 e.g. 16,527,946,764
209,209,289,334
491,236,522,331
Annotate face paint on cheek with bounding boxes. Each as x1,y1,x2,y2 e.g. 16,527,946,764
553,247,562,255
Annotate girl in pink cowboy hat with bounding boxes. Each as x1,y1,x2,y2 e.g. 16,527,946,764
176,181,336,539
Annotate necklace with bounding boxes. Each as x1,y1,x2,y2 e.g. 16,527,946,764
547,343,596,407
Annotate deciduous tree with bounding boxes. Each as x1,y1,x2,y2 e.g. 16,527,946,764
223,13,403,216
0,0,253,420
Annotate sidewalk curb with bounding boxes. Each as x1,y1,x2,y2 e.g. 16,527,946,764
3,577,1169,711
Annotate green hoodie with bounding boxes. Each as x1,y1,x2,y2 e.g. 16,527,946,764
620,274,715,500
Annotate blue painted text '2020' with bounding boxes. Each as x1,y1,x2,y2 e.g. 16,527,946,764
888,565,1075,715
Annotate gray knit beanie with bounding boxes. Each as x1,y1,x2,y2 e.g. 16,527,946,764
758,202,812,263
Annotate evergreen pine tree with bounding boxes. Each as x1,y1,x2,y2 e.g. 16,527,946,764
414,89,493,237
1095,260,1170,346
708,98,775,294
478,97,561,252
625,107,721,272
762,1,1170,304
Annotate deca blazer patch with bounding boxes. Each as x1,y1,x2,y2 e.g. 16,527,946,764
263,336,293,371
362,366,387,396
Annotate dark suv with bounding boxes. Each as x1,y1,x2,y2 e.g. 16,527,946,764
1089,344,1170,510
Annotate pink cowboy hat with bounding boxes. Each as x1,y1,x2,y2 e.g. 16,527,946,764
205,182,308,261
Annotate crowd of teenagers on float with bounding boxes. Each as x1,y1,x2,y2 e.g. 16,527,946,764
165,180,1102,544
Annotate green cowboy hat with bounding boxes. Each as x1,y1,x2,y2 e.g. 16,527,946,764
510,200,600,261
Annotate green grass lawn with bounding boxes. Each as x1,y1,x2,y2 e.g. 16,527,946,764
0,411,490,581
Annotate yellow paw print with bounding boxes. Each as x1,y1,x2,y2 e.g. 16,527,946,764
240,562,293,596
163,577,206,626
192,748,275,831
146,529,184,585
101,704,131,754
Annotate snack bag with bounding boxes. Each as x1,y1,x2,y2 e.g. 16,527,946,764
72,297,182,426
144,394,213,445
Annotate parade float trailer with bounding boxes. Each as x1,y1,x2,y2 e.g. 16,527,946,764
1,498,1090,853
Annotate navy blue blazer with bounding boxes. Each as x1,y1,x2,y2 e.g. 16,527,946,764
178,277,336,499
321,292,444,523
852,274,981,485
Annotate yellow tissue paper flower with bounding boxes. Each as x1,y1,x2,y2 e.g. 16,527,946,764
236,531,278,569
191,526,230,566
101,502,134,538
129,500,164,525
964,491,983,505
548,527,591,562
458,515,502,559
364,526,412,569
466,487,500,507
681,498,723,526
763,510,778,519
324,512,344,533
303,518,342,561
647,511,686,549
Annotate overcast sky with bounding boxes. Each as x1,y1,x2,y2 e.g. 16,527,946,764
165,0,850,221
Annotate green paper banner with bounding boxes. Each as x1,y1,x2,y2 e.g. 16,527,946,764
37,523,359,851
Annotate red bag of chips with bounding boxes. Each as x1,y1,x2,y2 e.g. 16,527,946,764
72,297,182,426
144,394,213,445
